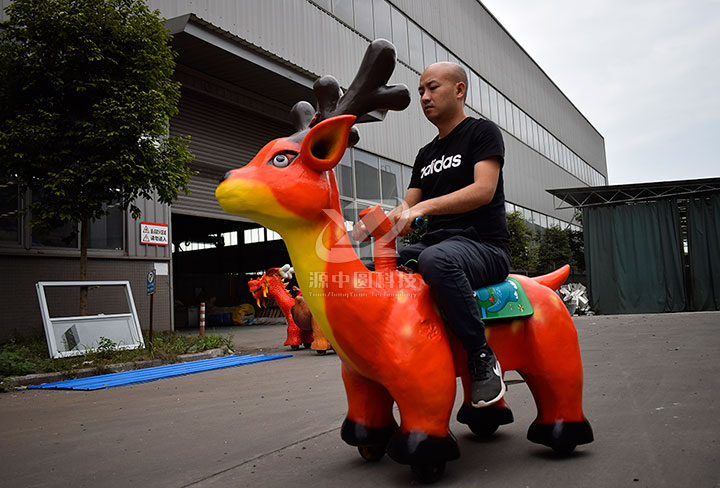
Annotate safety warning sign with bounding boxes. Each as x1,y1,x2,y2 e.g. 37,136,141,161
140,222,169,246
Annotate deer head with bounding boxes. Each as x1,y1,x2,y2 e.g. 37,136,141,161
216,40,410,237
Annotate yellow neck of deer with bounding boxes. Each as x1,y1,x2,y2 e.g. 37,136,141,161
280,214,366,365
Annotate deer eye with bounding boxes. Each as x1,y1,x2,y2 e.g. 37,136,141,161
269,151,297,168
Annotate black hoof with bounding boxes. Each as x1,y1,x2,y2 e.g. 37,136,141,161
341,418,398,447
527,419,594,452
386,430,460,466
358,444,386,462
456,403,514,437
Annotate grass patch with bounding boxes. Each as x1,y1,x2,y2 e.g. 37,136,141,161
0,331,234,386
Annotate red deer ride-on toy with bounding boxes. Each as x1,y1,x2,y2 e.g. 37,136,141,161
217,40,593,483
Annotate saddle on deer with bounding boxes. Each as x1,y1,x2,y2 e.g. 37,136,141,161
217,39,593,483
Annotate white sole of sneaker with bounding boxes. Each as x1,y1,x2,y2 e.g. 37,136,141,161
471,379,506,408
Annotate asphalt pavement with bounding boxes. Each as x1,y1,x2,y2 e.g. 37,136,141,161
1,312,719,488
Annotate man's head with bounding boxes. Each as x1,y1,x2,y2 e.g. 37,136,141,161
418,62,468,126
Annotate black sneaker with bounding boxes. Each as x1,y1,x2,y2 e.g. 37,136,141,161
468,345,506,408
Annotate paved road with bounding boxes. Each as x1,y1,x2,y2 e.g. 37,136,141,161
1,312,719,487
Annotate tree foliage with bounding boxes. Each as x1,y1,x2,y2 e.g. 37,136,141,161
0,0,194,229
507,211,586,276
506,210,536,272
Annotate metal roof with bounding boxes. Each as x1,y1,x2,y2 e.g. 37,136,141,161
548,177,720,209
166,13,386,124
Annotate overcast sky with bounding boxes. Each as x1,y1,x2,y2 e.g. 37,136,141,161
480,0,720,185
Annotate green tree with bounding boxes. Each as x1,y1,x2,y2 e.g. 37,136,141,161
0,0,194,313
536,225,572,274
506,210,536,273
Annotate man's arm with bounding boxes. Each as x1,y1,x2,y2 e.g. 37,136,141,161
395,157,501,235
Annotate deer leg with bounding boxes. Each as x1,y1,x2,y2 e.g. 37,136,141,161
384,369,460,466
519,349,594,453
340,363,398,455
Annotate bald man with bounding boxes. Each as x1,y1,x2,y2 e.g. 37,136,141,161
356,62,510,407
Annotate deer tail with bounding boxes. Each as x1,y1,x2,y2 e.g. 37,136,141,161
531,264,570,291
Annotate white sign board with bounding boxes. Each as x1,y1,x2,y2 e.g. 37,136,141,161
140,221,169,246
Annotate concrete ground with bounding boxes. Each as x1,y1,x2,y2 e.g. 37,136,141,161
1,312,718,488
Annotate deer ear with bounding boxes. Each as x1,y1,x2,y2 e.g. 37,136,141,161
300,115,356,172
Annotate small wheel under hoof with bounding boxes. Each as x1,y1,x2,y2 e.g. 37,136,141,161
411,461,446,484
290,345,300,350
469,421,499,437
303,342,312,349
315,349,327,356
357,445,385,462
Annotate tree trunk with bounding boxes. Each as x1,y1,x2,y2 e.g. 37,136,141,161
80,218,89,315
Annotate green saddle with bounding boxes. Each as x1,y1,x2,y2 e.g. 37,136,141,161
474,277,533,321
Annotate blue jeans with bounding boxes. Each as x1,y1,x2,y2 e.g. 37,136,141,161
399,231,510,353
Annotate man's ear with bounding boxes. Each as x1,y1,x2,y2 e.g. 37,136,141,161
456,81,466,101
300,115,357,172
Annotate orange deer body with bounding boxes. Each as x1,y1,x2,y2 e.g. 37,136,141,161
216,40,592,481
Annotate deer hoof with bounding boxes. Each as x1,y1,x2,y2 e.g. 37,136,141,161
358,444,386,462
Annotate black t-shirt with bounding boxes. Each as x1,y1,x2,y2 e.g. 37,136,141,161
408,117,510,249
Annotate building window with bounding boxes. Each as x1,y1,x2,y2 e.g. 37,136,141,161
354,150,380,201
469,71,481,112
353,0,374,39
333,0,354,27
373,0,392,41
407,21,423,71
390,6,409,63
421,31,436,68
87,204,124,250
32,221,79,249
335,150,354,198
244,227,265,244
435,43,448,62
380,159,402,206
401,164,413,191
0,181,20,244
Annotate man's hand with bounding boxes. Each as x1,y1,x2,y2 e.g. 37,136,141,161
351,220,371,242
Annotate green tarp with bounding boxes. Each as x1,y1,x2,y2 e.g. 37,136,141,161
584,200,686,314
687,194,720,310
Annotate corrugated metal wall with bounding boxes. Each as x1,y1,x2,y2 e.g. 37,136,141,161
169,89,293,219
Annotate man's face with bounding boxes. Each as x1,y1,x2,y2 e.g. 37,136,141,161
418,64,461,123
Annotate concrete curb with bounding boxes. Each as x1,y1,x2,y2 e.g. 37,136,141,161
4,347,229,389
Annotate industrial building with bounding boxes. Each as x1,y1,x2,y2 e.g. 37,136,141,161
0,0,607,341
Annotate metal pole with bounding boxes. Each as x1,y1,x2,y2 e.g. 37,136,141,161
200,301,205,337
149,293,154,343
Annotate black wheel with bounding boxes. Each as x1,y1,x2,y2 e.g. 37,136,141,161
303,342,312,349
290,345,300,350
411,461,446,484
468,421,499,437
316,349,327,356
552,442,577,455
357,445,385,462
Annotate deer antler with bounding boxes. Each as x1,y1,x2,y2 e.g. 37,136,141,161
290,39,410,146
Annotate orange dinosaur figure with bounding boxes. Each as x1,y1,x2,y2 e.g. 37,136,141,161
218,40,592,482
247,268,313,350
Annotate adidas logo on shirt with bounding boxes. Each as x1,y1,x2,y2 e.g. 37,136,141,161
420,154,462,179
